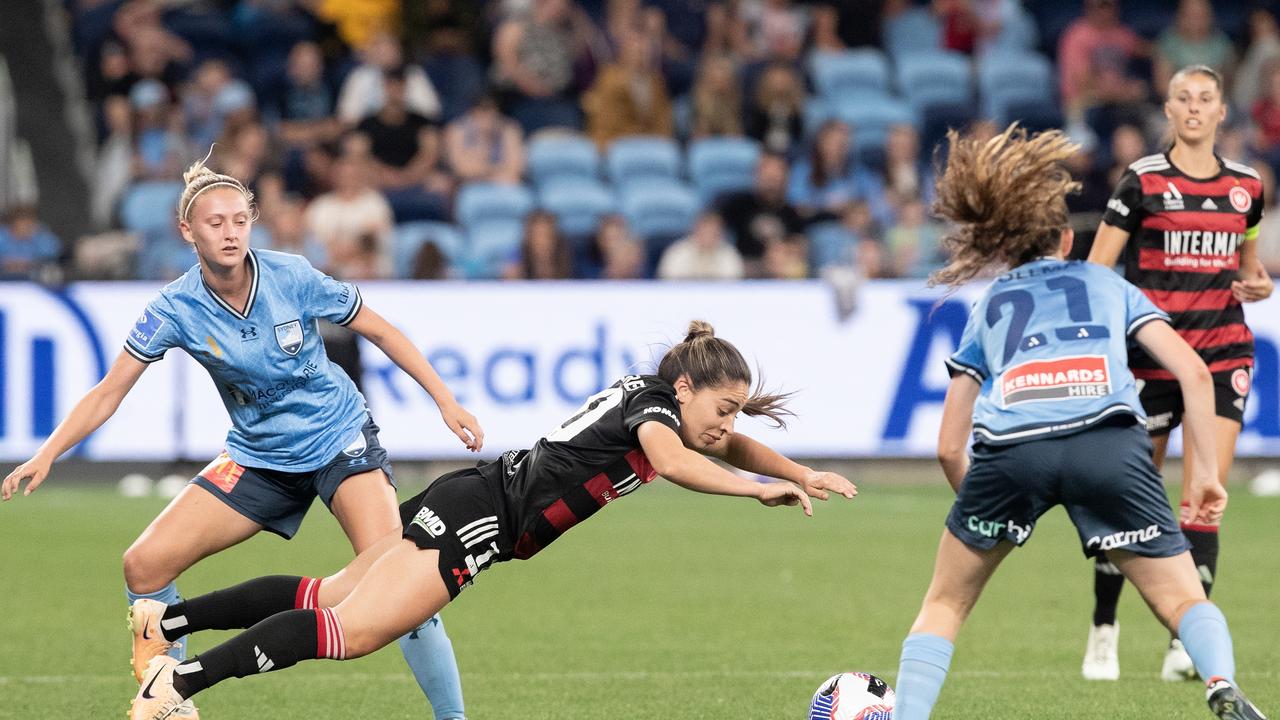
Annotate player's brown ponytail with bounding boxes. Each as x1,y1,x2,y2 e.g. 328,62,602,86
929,124,1080,287
658,320,794,427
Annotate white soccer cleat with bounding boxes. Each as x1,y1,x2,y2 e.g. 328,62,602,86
1163,638,1199,682
129,656,184,720
1082,623,1120,680
170,700,200,719
129,599,175,683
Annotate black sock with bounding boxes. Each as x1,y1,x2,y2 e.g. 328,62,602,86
160,575,316,642
1092,558,1125,626
172,608,324,698
1184,528,1220,598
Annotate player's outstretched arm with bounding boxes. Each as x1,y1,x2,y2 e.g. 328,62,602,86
937,375,980,493
636,422,813,516
2,351,148,501
1086,223,1130,268
1134,320,1224,524
345,305,485,452
702,432,856,501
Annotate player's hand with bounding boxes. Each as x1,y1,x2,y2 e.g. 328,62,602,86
757,481,813,516
1183,478,1228,527
440,403,485,452
797,469,857,500
2,455,52,501
1231,269,1273,302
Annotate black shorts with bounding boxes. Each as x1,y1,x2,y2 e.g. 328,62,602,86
1138,367,1251,435
400,465,515,599
192,415,395,539
946,418,1190,560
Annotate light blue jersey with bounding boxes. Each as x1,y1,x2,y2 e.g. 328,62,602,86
946,259,1169,445
124,249,368,471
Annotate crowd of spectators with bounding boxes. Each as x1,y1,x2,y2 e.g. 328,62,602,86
2,0,1279,284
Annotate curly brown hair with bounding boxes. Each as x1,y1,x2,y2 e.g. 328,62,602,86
929,124,1081,287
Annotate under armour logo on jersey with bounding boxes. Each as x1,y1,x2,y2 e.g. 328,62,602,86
254,645,274,672
240,326,259,340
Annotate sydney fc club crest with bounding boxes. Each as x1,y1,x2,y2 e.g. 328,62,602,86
274,319,304,356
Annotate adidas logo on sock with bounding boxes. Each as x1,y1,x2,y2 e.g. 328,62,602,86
254,645,275,672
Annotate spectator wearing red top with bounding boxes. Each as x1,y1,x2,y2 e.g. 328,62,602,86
1057,0,1149,121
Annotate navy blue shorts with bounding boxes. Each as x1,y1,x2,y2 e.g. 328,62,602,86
946,418,1189,560
191,416,396,539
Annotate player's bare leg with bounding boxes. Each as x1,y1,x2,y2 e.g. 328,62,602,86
125,485,261,683
893,531,1013,720
1165,417,1242,681
1110,549,1267,719
331,469,467,719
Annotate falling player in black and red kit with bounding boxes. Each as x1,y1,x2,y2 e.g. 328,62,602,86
126,321,858,719
1081,65,1274,683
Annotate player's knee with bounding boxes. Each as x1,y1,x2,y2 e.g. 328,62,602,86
340,625,396,659
122,542,175,593
1167,598,1210,631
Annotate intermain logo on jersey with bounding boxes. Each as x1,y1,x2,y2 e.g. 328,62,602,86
1000,355,1111,406
1159,230,1242,271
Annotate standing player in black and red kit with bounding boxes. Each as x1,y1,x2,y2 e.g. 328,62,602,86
126,321,858,719
1081,65,1273,683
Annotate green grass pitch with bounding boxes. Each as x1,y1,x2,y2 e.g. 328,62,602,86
1,467,1277,719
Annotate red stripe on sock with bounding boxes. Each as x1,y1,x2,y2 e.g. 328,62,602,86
331,610,346,660
313,608,329,658
295,577,316,609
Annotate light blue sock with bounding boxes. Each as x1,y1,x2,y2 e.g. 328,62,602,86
399,614,466,720
126,582,185,660
1178,602,1235,684
893,633,954,720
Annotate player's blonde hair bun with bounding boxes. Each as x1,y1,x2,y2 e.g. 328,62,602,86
177,146,257,222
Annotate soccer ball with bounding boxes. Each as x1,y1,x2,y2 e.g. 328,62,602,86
808,672,895,720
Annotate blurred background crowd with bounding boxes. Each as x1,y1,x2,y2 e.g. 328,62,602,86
1,0,1279,285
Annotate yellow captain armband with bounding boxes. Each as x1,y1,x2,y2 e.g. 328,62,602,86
1244,225,1260,242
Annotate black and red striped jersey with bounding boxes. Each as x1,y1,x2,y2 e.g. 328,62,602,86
495,374,681,560
1100,152,1265,380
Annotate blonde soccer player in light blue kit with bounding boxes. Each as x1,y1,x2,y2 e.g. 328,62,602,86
3,158,481,720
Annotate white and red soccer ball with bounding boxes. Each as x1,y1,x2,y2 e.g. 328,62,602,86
809,672,895,720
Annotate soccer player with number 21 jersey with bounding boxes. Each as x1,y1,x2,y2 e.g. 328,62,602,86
889,124,1266,720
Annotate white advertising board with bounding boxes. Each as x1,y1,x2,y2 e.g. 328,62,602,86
1,281,1277,461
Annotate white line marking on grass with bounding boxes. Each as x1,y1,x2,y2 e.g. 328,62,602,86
4,669,1276,685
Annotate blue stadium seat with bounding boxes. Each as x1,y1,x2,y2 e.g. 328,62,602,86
619,181,700,246
605,136,682,189
454,183,534,230
119,181,183,233
393,221,464,278
808,49,891,98
527,134,600,188
884,8,943,60
807,221,858,270
920,102,977,157
687,137,761,203
896,51,972,114
833,96,918,153
462,219,525,279
977,51,1054,120
538,178,616,240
